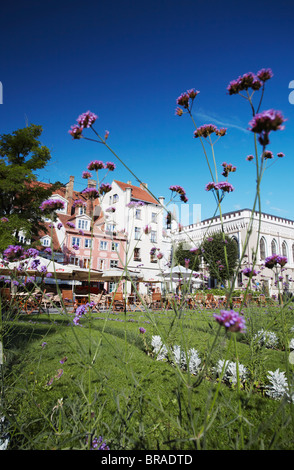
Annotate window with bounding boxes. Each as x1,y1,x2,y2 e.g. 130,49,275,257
98,258,107,270
111,242,119,252
134,227,141,240
72,237,81,247
106,224,115,232
271,239,277,255
42,238,50,246
83,258,91,269
109,195,112,205
135,209,142,219
113,194,119,203
134,247,141,261
282,241,288,258
100,241,108,250
260,237,266,260
109,281,116,292
151,212,157,223
78,206,86,215
150,250,157,263
84,239,92,248
70,256,80,266
110,260,119,268
150,230,157,243
78,219,89,231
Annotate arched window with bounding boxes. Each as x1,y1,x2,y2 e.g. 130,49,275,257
260,237,266,260
282,241,288,258
271,239,277,255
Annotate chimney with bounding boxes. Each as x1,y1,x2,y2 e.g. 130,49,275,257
87,179,97,188
65,176,74,215
140,182,148,190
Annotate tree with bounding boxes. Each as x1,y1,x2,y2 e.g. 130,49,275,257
200,232,238,285
174,242,201,271
0,124,53,252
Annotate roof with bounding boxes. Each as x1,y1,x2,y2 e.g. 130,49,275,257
114,180,159,205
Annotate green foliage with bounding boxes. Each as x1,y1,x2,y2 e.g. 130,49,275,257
200,231,239,284
174,242,200,271
0,124,53,251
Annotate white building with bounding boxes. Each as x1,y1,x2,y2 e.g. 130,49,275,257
173,208,294,296
101,180,171,292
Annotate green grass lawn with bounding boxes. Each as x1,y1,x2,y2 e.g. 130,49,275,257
3,305,294,450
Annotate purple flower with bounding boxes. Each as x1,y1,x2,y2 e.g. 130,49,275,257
66,221,76,228
77,111,98,128
277,152,285,158
249,109,286,138
105,161,116,171
214,310,246,333
87,160,105,171
3,245,25,261
82,171,92,179
246,155,254,161
264,254,279,269
99,183,112,195
68,124,83,139
257,68,273,82
263,150,274,160
40,198,65,212
176,89,200,110
57,222,63,230
72,244,79,251
82,187,99,199
1,217,8,222
59,356,68,364
55,369,64,379
242,267,257,277
139,327,146,334
227,71,262,95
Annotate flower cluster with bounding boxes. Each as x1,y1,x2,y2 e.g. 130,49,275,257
81,187,99,199
68,110,98,139
39,198,65,212
126,201,145,208
264,254,287,269
221,162,236,177
99,183,112,195
213,309,246,333
72,199,86,208
73,302,94,326
169,185,188,203
87,160,116,172
176,88,200,113
194,124,227,139
248,109,286,145
227,69,273,95
205,181,234,193
242,267,258,277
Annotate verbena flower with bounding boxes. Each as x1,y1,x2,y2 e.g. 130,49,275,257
246,155,254,161
77,110,98,128
242,267,258,277
87,160,105,171
214,309,246,333
66,222,75,228
248,109,286,146
257,68,273,82
82,187,99,199
105,161,116,171
139,327,146,334
169,185,188,203
227,71,263,95
40,198,65,212
99,183,112,195
176,89,200,110
68,124,83,139
82,171,92,179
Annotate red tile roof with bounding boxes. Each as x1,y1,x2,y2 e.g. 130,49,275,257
114,180,159,204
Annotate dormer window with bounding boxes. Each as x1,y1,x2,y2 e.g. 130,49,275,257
77,219,89,231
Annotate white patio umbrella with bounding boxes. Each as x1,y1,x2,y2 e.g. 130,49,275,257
0,256,74,280
101,267,143,281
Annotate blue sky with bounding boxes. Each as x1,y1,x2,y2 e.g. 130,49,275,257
1,0,294,223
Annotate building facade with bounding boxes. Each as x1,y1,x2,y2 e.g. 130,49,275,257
100,180,171,292
33,177,127,288
173,208,294,296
